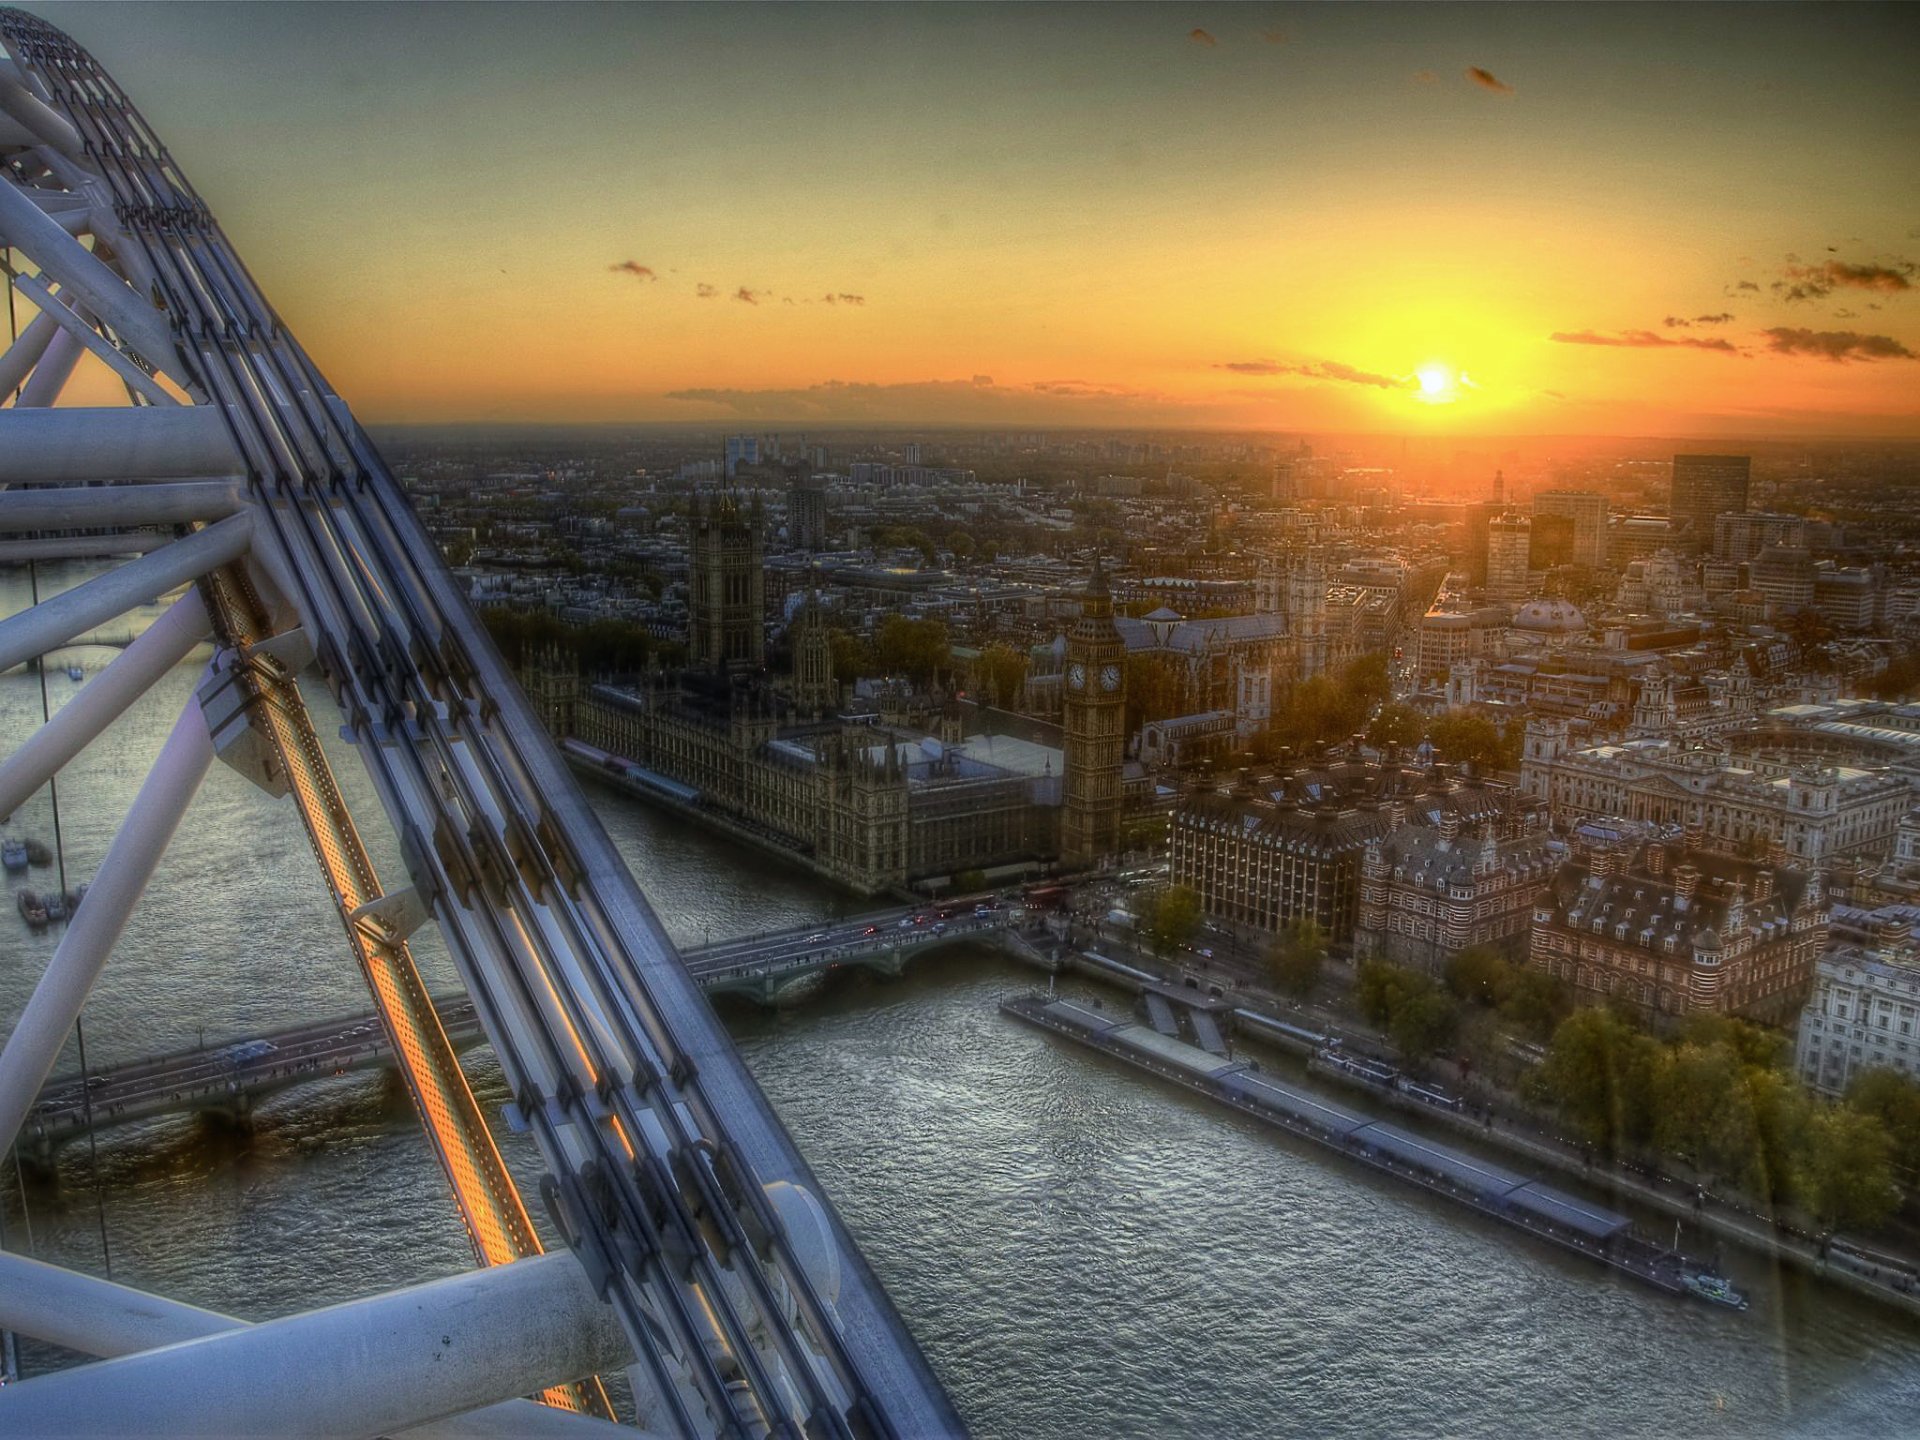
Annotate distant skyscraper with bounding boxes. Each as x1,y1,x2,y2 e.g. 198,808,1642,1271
808,444,829,469
724,434,760,478
1670,454,1750,549
1485,515,1532,601
1532,490,1608,568
903,441,923,466
788,473,829,552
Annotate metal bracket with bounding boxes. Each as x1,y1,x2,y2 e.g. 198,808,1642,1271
346,886,428,943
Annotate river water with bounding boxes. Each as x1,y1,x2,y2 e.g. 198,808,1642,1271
3,564,1918,1437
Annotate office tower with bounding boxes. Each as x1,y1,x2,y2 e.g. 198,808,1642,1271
1532,490,1608,568
1670,454,1750,549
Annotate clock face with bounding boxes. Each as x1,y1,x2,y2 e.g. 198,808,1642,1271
1067,662,1087,691
1100,663,1122,692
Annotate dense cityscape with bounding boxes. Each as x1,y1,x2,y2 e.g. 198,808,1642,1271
401,421,1920,1250
4,3,1920,1436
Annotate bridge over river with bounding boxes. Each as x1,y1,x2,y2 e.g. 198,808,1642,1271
25,902,1036,1155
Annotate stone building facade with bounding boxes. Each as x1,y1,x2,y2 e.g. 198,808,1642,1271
1528,830,1825,1025
1170,764,1524,945
1795,921,1920,1095
1356,815,1563,972
1520,718,1911,865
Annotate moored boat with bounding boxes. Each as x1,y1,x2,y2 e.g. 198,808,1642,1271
1,838,25,873
1684,1271,1750,1311
17,890,48,927
66,664,84,682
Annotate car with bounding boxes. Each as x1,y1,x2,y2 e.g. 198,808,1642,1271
897,918,914,930
863,924,878,936
974,905,992,918
806,932,829,944
932,921,947,934
913,913,928,925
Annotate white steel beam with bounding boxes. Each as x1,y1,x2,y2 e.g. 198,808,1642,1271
13,318,83,408
0,693,212,1155
0,304,61,399
0,69,84,158
10,270,176,407
0,512,248,674
0,1253,638,1440
0,479,244,533
0,1252,638,1440
0,534,168,563
0,588,209,821
0,405,244,484
0,177,176,372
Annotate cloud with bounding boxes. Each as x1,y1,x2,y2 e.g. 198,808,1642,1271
1762,327,1917,362
1261,29,1287,45
1663,316,1693,328
1188,28,1216,47
1774,258,1916,303
821,293,866,306
1695,312,1735,324
609,261,656,281
1549,329,1740,354
1413,69,1438,85
1215,358,1414,389
733,287,766,305
695,283,719,299
1734,280,1761,292
1466,66,1514,95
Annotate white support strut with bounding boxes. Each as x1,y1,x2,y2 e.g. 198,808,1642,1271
0,690,213,1154
0,405,244,485
0,587,210,821
0,1252,638,1440
0,511,248,674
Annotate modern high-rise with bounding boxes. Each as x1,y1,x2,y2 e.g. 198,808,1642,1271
1532,490,1608,568
724,434,761,478
688,490,765,671
1714,512,1806,565
787,472,829,552
1484,514,1532,601
903,441,923,466
1670,454,1750,549
1061,558,1127,868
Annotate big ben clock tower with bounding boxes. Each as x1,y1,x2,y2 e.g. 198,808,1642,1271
1062,555,1127,869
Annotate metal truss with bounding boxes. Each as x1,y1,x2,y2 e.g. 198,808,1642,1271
0,9,961,1437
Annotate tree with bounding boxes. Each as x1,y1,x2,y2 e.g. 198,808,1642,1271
1426,709,1509,774
1498,969,1571,1043
1267,920,1326,999
829,629,871,685
1847,1068,1920,1176
1797,1105,1900,1233
1342,652,1392,713
1139,885,1202,960
1354,960,1459,1063
977,643,1030,709
1538,1008,1665,1154
948,530,977,566
1367,703,1425,752
1444,946,1512,1008
874,615,950,683
953,868,989,894
1389,985,1460,1062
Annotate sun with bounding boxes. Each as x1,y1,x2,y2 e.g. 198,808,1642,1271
1415,363,1458,403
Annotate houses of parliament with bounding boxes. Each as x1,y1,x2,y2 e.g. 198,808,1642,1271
519,490,1131,895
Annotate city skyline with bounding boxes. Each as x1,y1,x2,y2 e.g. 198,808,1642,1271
30,1,1920,437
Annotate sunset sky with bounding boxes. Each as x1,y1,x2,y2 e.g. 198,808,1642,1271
27,2,1920,435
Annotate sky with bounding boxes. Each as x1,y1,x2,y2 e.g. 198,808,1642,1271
19,2,1920,436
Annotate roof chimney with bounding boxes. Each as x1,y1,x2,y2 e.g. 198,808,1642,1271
1646,841,1667,879
1674,862,1701,905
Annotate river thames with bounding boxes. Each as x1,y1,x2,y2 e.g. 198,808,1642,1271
3,566,1919,1437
